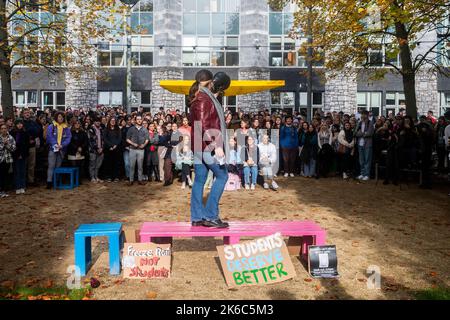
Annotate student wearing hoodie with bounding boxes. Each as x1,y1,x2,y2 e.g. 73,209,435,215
46,112,72,189
280,116,299,177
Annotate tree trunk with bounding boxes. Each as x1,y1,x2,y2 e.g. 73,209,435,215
395,21,418,119
0,0,14,119
0,65,14,119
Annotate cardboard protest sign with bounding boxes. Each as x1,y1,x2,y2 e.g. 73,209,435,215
217,233,296,288
308,245,339,278
122,243,171,279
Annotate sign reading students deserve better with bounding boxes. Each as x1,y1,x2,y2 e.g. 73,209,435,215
122,243,171,279
217,233,296,288
308,245,339,278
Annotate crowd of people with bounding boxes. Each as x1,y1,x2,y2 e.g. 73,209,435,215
0,105,449,198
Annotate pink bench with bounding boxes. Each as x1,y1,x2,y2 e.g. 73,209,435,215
140,220,326,257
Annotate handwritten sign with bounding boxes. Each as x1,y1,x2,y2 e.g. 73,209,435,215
308,245,339,278
122,243,171,279
217,233,296,288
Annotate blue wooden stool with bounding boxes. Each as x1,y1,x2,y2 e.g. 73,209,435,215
74,223,123,276
54,167,79,190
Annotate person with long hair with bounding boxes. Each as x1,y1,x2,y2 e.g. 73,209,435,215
300,124,318,178
0,124,16,198
337,121,355,179
189,70,230,228
147,122,160,182
103,117,122,182
46,112,72,189
11,120,29,194
243,135,259,190
67,120,88,183
317,123,333,178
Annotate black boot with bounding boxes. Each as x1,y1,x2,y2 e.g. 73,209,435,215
153,166,161,182
46,182,52,189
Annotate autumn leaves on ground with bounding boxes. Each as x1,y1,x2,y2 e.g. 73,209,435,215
0,177,449,300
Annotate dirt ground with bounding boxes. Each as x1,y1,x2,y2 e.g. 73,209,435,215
0,176,449,300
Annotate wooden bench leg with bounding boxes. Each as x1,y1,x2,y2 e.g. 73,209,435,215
287,237,302,256
223,236,240,245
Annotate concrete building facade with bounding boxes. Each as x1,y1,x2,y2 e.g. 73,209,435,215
6,0,450,117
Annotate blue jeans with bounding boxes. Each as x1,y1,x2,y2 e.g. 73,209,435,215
123,149,130,179
190,153,228,222
243,165,258,185
304,159,316,177
358,146,373,177
14,158,27,190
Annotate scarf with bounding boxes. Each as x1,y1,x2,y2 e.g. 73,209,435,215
344,128,354,143
199,86,227,150
53,121,67,146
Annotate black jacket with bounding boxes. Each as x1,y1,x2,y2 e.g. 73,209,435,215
10,129,30,160
103,128,122,150
68,130,88,157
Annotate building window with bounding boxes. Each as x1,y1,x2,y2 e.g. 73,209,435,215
271,91,295,113
131,90,152,107
299,92,324,106
385,91,406,116
13,90,38,107
182,0,239,66
357,91,382,116
42,91,65,110
98,1,153,67
98,91,123,106
439,92,450,116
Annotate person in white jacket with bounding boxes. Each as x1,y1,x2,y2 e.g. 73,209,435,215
337,122,355,179
258,134,279,190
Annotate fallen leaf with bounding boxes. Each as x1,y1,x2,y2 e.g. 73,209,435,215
315,284,321,291
351,241,359,247
430,271,437,277
304,278,313,282
1,280,15,290
357,278,367,282
146,291,157,299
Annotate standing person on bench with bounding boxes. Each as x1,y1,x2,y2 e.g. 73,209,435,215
190,70,231,228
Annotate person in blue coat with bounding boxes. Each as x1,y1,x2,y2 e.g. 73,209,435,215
279,116,299,177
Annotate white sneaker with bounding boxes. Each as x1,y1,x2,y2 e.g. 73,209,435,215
0,192,6,198
284,173,289,178
271,181,279,190
21,189,26,194
274,174,277,178
251,184,255,190
187,177,193,187
289,173,295,178
263,183,269,189
357,175,363,180
362,176,370,181
245,184,250,190
91,178,97,183
181,182,186,189
16,190,21,195
343,172,348,179
96,178,104,183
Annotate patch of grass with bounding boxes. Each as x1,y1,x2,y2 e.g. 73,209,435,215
0,285,92,300
414,287,450,300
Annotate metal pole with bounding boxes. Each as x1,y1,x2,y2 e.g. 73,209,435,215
125,6,132,114
306,5,313,123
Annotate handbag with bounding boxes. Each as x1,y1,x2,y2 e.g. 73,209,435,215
337,143,346,154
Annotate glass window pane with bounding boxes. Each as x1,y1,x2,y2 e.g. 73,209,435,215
111,92,123,105
183,52,195,66
282,92,294,105
211,51,225,66
283,52,296,66
398,93,406,106
27,91,37,104
131,12,139,31
140,36,154,52
140,0,153,12
270,37,282,50
197,37,210,51
226,36,238,50
98,92,110,105
98,52,110,66
298,55,306,67
357,92,367,106
16,91,25,105
183,14,196,34
225,52,239,66
299,92,307,106
197,52,210,66
210,0,224,12
386,92,396,105
43,92,53,106
140,52,153,66
197,0,210,12
140,13,153,34
269,52,282,66
313,92,323,105
183,36,196,48
226,14,239,34
183,0,196,12
370,92,381,107
283,14,293,34
197,13,210,35
269,13,283,35
111,52,124,66
212,13,225,35
56,92,65,106
211,37,225,47
141,91,151,104
271,92,281,105
131,52,139,66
